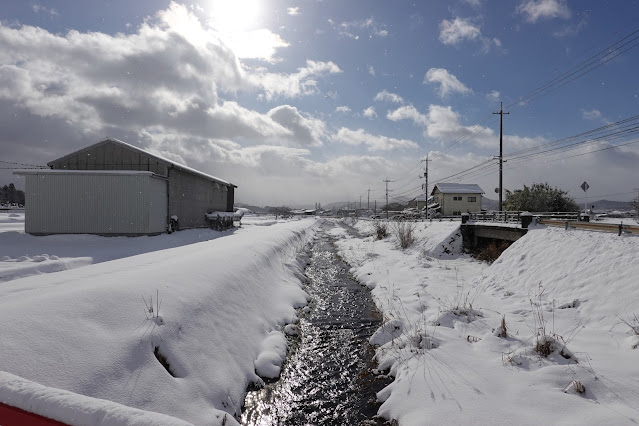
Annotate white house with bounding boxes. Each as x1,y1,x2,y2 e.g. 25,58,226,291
430,183,484,216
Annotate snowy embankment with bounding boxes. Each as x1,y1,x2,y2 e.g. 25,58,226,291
0,217,319,425
333,219,639,425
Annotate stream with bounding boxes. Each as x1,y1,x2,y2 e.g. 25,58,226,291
241,222,390,425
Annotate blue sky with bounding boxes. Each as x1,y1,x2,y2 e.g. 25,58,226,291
1,0,638,206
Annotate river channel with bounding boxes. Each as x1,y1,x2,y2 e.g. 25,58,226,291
241,222,390,425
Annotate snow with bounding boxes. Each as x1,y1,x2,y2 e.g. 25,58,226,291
253,331,289,379
333,218,639,424
2,212,639,424
0,214,320,424
0,372,192,426
14,169,156,176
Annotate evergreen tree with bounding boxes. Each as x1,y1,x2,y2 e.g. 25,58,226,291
504,183,579,212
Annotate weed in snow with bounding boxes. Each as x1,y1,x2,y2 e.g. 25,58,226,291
143,289,163,324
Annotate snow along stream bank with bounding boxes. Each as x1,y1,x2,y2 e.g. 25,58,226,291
332,218,639,425
0,218,321,425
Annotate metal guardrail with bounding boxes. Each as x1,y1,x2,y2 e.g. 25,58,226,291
469,211,580,223
538,219,639,235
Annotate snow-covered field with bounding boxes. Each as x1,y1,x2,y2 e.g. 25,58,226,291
1,211,638,425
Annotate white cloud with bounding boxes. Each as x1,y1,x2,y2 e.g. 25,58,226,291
363,106,378,119
374,90,404,104
218,29,290,62
439,18,481,45
424,68,472,97
267,105,326,147
368,65,376,76
332,17,389,39
387,104,544,150
438,17,501,53
332,128,419,151
386,105,429,127
582,109,602,121
553,17,588,37
0,1,340,161
253,60,342,100
287,7,300,16
487,90,501,101
32,4,59,16
137,129,402,205
517,0,571,23
335,106,351,113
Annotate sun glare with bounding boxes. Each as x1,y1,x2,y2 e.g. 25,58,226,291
209,0,262,32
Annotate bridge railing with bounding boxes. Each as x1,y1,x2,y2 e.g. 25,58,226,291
468,211,580,223
538,219,639,235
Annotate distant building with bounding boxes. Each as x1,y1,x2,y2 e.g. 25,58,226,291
431,183,484,216
15,138,236,235
407,194,433,210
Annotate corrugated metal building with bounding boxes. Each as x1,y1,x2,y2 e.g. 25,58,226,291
15,138,237,235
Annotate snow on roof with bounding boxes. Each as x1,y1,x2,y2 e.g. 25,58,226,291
14,169,157,176
431,183,484,195
47,138,236,188
411,194,434,202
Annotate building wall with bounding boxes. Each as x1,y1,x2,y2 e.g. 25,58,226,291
50,142,169,175
23,172,167,235
168,168,228,229
408,199,427,210
50,140,234,229
433,190,482,215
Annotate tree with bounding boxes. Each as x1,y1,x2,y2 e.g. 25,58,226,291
631,196,639,217
504,183,579,212
382,202,405,212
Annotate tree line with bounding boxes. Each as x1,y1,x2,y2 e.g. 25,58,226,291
1,183,26,205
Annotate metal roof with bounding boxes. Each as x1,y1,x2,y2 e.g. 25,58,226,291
47,138,237,188
431,183,484,195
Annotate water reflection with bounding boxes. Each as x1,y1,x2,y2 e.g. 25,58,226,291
242,224,389,425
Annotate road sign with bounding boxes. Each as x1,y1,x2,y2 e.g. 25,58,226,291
581,181,589,192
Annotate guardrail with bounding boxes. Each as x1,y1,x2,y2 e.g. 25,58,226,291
469,211,580,223
538,219,639,235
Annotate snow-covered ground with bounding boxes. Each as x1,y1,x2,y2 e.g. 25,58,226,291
333,218,639,424
2,212,638,424
0,213,320,425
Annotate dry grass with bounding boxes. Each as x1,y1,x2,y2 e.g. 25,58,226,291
474,240,512,263
373,221,388,240
390,221,415,249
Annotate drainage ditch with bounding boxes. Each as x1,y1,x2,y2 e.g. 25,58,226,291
241,223,390,425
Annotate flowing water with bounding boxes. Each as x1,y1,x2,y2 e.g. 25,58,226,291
241,223,390,425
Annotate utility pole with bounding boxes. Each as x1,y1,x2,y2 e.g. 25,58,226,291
367,188,371,211
421,155,430,217
359,195,362,211
493,102,509,212
383,178,392,220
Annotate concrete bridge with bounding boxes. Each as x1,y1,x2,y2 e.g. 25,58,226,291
460,223,528,251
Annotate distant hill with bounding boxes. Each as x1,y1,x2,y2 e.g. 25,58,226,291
482,197,499,210
589,200,632,211
234,203,268,213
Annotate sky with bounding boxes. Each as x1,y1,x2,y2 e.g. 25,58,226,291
1,0,638,207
